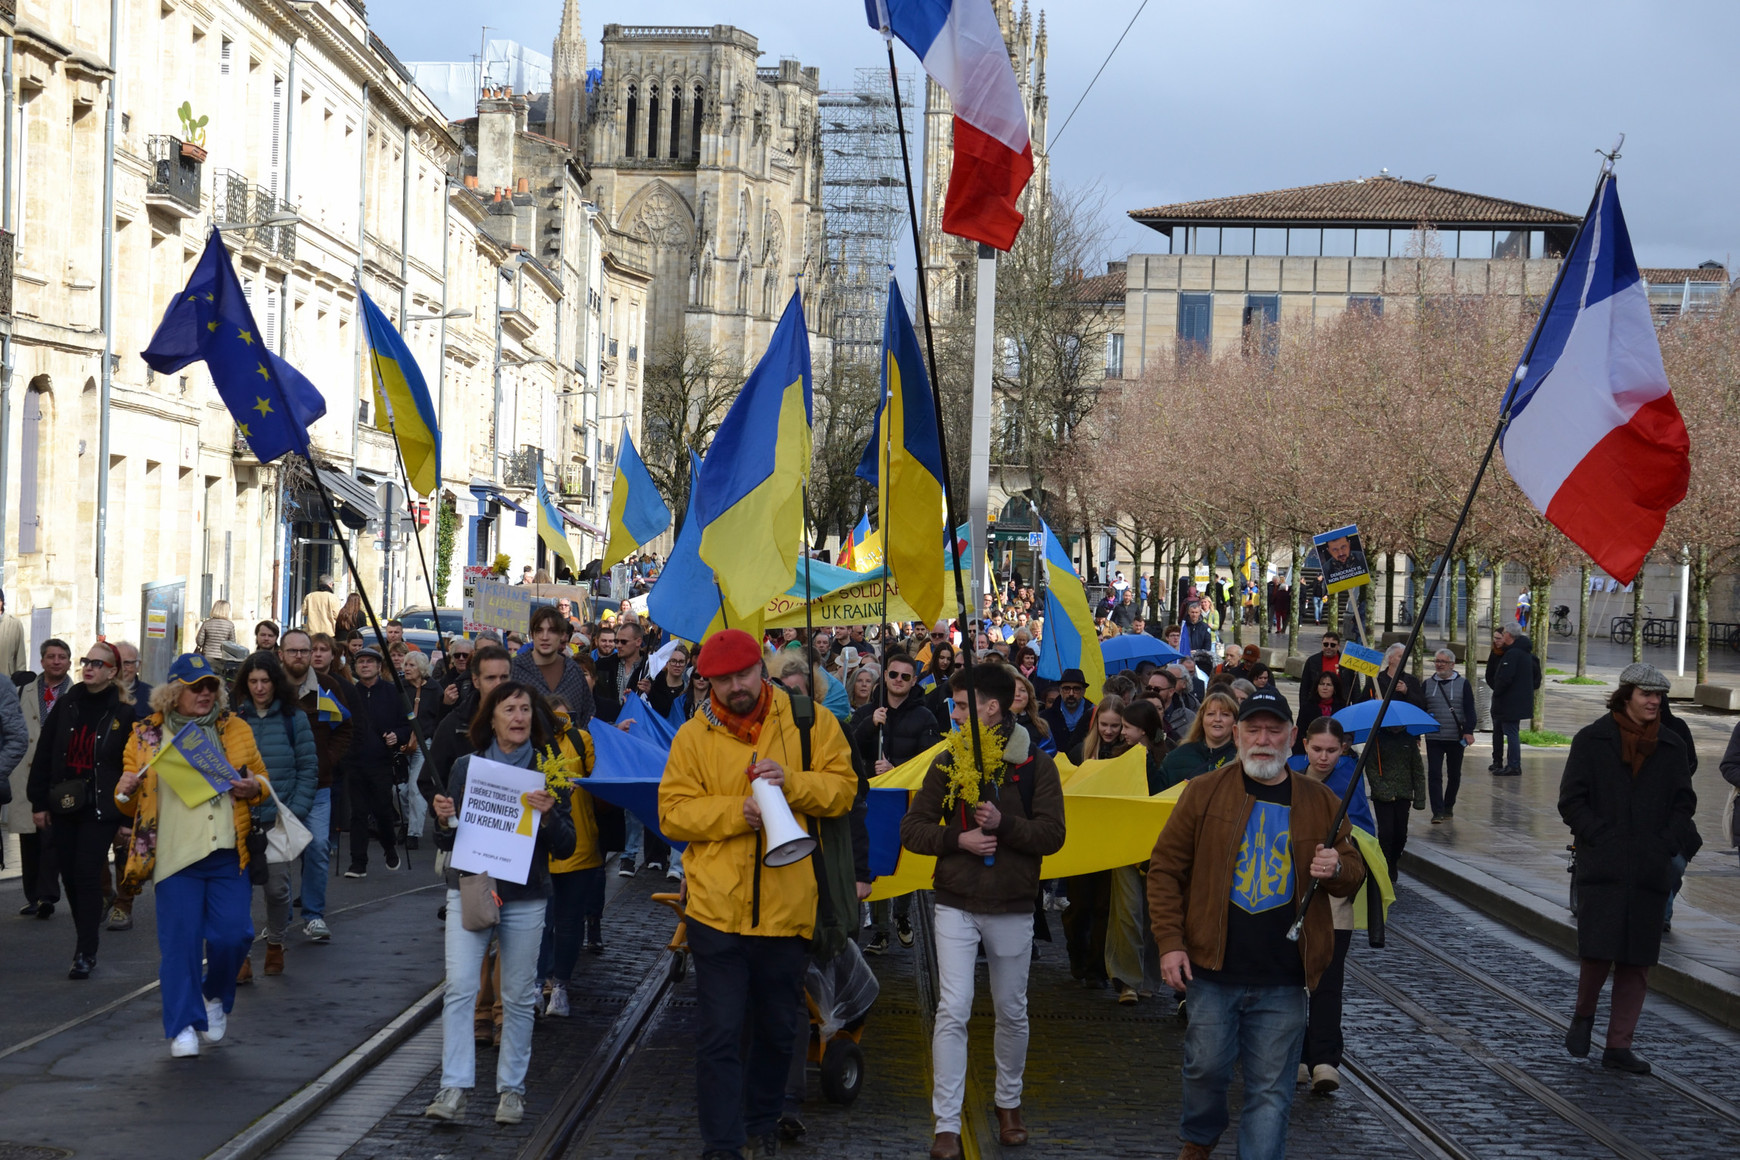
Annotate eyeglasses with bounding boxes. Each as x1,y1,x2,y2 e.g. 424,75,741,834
119,658,140,668
80,658,115,670
281,647,312,657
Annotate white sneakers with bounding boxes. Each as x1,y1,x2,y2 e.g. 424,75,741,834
171,1027,200,1058
203,997,227,1042
1312,1063,1341,1093
545,982,570,1018
424,1087,467,1120
495,1091,525,1125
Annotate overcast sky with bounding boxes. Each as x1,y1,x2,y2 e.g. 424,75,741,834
371,0,1738,274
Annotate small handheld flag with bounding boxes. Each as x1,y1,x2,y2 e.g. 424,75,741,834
602,430,672,570
695,292,813,630
142,229,326,462
358,284,443,497
839,512,870,571
534,456,578,573
1499,173,1689,584
314,685,351,727
147,721,244,808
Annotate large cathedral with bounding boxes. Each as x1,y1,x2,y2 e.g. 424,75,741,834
545,6,830,371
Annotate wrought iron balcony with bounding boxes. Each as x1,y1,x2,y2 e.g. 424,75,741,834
502,446,542,491
211,168,298,262
146,135,202,215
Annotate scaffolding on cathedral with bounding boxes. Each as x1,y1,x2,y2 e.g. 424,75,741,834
819,69,912,367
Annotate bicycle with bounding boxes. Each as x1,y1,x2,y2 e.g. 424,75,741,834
1610,615,1634,645
1550,604,1573,637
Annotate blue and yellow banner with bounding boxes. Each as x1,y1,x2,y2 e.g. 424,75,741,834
358,284,442,496
534,456,577,572
694,292,813,633
602,430,671,570
856,279,946,628
147,721,244,808
1034,522,1106,699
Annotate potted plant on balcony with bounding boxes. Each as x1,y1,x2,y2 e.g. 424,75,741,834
177,102,209,163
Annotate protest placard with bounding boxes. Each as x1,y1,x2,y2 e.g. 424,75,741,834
1313,524,1373,594
1340,641,1384,679
449,757,546,885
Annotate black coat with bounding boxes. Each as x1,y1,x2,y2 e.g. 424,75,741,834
1040,699,1096,764
848,693,941,778
1486,635,1541,722
26,684,137,824
1298,652,1365,723
1559,714,1700,965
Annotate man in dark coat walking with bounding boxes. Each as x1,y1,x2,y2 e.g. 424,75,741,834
1485,622,1540,776
1558,663,1699,1074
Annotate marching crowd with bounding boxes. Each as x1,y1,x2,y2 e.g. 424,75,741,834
0,573,1719,1160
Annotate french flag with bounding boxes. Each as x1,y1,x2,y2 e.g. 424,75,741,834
870,0,1034,251
1500,174,1689,585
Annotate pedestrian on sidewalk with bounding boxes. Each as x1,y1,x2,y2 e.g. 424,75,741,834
230,652,317,981
1422,648,1477,822
902,663,1066,1158
115,654,269,1058
1486,622,1540,776
1369,645,1428,881
195,600,237,664
426,681,575,1125
1148,686,1365,1160
341,647,402,878
26,641,136,980
299,576,342,637
278,630,353,943
8,638,74,919
659,629,856,1160
1559,664,1699,1075
850,650,939,956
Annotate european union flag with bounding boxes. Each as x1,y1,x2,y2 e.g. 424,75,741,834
141,228,326,462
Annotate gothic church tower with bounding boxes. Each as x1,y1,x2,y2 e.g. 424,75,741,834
550,0,588,153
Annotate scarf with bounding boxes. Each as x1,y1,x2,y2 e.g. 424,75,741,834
1612,710,1659,776
164,702,226,754
483,738,535,768
706,681,773,746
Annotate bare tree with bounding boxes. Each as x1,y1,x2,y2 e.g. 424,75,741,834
641,328,746,522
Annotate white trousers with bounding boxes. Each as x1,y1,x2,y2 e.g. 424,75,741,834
931,904,1033,1131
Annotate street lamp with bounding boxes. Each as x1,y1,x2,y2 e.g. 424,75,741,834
404,308,472,323
216,211,303,232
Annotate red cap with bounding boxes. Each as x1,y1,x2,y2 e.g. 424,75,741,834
696,629,763,678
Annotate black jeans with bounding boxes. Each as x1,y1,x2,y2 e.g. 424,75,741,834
52,815,121,957
1303,929,1353,1067
538,865,605,984
1062,872,1112,982
1373,799,1412,885
1425,740,1465,816
18,829,61,905
688,919,809,1152
345,765,398,870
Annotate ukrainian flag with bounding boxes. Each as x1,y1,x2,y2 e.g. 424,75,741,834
695,292,812,631
1035,522,1105,699
314,685,350,726
358,284,442,496
855,280,947,628
839,513,870,571
648,450,725,643
602,430,671,570
534,456,577,573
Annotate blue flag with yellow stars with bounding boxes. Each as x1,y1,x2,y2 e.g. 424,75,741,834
141,228,326,462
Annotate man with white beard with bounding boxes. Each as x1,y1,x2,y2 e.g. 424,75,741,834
1146,686,1366,1160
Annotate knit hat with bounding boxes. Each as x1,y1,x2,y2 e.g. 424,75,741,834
696,629,763,678
1617,662,1670,693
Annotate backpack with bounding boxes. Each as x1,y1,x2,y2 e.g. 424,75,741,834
787,691,858,963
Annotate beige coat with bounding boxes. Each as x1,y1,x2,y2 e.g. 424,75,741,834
0,614,27,678
5,674,70,835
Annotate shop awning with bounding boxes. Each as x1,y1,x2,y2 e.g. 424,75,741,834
316,468,382,530
560,508,606,538
469,480,530,526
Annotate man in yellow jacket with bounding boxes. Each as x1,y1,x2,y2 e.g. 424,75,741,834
660,629,855,1160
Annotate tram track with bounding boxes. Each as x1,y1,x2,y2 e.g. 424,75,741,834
911,892,998,1160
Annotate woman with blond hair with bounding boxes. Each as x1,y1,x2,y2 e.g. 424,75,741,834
26,639,137,980
1158,690,1241,789
195,600,237,663
114,654,268,1057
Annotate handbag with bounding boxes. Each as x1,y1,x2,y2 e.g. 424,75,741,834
48,775,91,815
459,872,501,931
262,781,314,864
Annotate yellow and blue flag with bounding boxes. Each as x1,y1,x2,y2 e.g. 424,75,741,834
147,721,244,808
141,228,325,462
534,455,577,573
314,685,350,727
856,279,947,628
648,450,725,642
1035,522,1106,699
602,430,671,570
839,513,870,571
358,284,441,496
695,292,812,630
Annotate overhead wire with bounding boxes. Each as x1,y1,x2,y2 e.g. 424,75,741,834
1047,0,1151,152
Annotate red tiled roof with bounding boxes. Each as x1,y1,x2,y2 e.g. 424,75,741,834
1072,267,1125,303
1639,267,1729,284
1129,176,1579,230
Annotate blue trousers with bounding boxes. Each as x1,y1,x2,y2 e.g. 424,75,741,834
155,849,255,1038
1180,976,1307,1160
298,787,332,921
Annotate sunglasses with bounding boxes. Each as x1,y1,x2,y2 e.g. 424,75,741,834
886,672,914,681
80,657,115,670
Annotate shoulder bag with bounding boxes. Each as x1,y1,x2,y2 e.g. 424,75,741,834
459,872,501,931
261,778,314,864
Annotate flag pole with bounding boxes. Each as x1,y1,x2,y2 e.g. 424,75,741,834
302,455,433,868
879,274,896,722
883,32,987,784
1289,146,1619,942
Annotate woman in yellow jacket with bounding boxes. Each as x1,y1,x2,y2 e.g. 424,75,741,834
537,709,602,1017
115,653,268,1059
658,630,856,1159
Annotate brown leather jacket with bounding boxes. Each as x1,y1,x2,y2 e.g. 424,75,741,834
1147,759,1365,991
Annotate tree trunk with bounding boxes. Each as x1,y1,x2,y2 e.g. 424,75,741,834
1383,552,1396,635
1576,564,1591,678
1447,557,1460,646
1286,539,1303,658
1149,537,1164,623
1465,553,1484,723
1631,571,1644,664
1531,569,1549,730
1696,544,1710,684
1257,550,1271,649
1493,564,1505,640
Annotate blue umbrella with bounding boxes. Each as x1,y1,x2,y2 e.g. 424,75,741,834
1331,699,1438,744
1100,634,1186,673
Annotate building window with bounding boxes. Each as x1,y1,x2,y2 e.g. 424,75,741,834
1177,293,1211,359
18,380,48,553
270,76,284,198
669,90,683,159
1242,294,1279,360
1104,333,1124,378
625,84,638,158
647,84,661,160
692,84,705,157
1347,294,1384,317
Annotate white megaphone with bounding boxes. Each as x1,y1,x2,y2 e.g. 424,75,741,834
751,778,817,866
